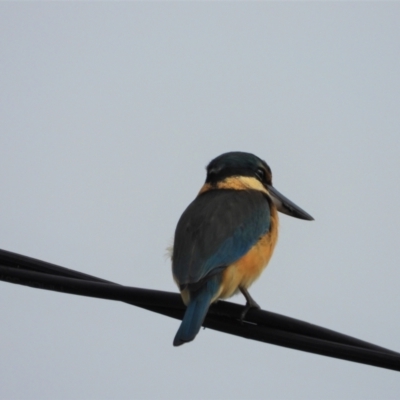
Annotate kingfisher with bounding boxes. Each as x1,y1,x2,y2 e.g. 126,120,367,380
172,151,313,346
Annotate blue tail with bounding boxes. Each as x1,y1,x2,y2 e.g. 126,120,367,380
173,276,220,346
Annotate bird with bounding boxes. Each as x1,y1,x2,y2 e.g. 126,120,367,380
171,151,313,346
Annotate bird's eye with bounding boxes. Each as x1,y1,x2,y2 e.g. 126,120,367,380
256,168,265,181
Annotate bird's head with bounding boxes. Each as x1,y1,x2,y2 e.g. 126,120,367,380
205,151,314,221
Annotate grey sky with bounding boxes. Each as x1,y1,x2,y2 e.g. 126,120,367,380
1,3,400,399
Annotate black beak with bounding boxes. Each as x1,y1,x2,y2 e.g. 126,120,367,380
267,185,314,221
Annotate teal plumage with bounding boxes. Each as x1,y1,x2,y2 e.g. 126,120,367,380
172,152,313,346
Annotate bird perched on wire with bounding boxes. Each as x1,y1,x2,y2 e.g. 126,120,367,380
171,151,313,346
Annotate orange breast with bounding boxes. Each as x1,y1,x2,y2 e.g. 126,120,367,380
215,206,279,301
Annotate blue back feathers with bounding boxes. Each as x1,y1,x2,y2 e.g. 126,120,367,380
173,189,270,286
172,188,270,345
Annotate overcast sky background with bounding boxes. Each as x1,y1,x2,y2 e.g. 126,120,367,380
1,3,400,399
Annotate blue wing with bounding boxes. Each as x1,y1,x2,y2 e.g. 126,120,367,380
172,189,271,287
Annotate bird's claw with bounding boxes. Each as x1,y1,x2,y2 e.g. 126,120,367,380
239,287,261,323
240,301,260,323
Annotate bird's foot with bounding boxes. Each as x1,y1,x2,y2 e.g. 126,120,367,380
239,287,260,322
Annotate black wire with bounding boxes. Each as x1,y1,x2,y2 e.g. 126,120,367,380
0,248,399,372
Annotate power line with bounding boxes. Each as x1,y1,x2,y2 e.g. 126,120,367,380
0,248,399,372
